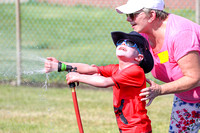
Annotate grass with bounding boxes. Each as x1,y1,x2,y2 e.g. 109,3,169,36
0,3,195,132
0,84,173,133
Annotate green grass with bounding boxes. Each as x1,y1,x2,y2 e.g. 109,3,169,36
0,2,196,133
0,84,173,133
0,5,190,131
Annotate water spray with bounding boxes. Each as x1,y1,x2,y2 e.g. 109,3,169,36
58,62,84,133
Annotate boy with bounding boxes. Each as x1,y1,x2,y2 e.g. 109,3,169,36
45,31,154,133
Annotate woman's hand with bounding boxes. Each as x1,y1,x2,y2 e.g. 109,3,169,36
45,57,59,73
139,79,162,106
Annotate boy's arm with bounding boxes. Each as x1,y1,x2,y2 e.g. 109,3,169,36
45,57,98,75
66,72,115,88
62,62,98,75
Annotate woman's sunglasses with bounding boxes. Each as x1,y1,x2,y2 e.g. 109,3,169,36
126,10,143,20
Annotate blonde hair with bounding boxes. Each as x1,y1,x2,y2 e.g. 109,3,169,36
142,8,169,20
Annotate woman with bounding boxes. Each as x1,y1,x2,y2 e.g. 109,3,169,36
116,0,200,132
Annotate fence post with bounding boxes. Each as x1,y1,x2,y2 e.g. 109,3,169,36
15,0,21,86
196,0,200,24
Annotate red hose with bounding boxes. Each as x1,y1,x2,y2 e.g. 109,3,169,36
71,87,84,133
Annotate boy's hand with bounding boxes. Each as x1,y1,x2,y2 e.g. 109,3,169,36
45,57,59,73
66,72,80,84
47,57,59,63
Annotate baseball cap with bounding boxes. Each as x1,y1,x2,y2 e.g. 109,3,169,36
116,0,165,14
111,31,154,73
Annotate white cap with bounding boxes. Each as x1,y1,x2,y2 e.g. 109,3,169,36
116,0,165,14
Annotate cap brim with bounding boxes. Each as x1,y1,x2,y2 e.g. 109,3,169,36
116,4,131,14
116,4,141,14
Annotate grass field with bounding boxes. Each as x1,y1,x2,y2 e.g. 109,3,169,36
0,84,173,133
0,2,196,133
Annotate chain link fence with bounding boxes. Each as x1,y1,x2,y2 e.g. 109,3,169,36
0,0,199,87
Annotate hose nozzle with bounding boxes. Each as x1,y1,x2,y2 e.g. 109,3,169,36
58,62,78,88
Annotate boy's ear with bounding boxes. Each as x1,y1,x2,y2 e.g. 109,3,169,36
135,54,144,62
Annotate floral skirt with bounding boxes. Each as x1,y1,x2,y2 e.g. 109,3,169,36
169,95,200,133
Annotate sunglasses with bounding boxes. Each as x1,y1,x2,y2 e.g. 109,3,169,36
116,39,141,54
126,10,143,20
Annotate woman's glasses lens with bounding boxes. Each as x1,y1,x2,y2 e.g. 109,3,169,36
126,10,143,20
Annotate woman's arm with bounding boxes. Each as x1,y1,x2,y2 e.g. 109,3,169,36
66,72,115,88
161,51,200,94
140,51,200,106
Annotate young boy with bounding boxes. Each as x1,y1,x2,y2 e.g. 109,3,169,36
45,31,154,133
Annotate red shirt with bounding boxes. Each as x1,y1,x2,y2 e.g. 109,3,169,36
97,64,151,133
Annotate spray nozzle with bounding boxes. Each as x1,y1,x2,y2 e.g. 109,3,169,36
58,62,78,88
66,65,77,73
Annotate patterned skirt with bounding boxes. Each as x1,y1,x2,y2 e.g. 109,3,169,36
169,95,200,133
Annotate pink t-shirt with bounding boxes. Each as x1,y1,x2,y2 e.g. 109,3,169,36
142,14,200,103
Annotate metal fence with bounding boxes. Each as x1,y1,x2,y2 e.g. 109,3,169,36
1,0,200,87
